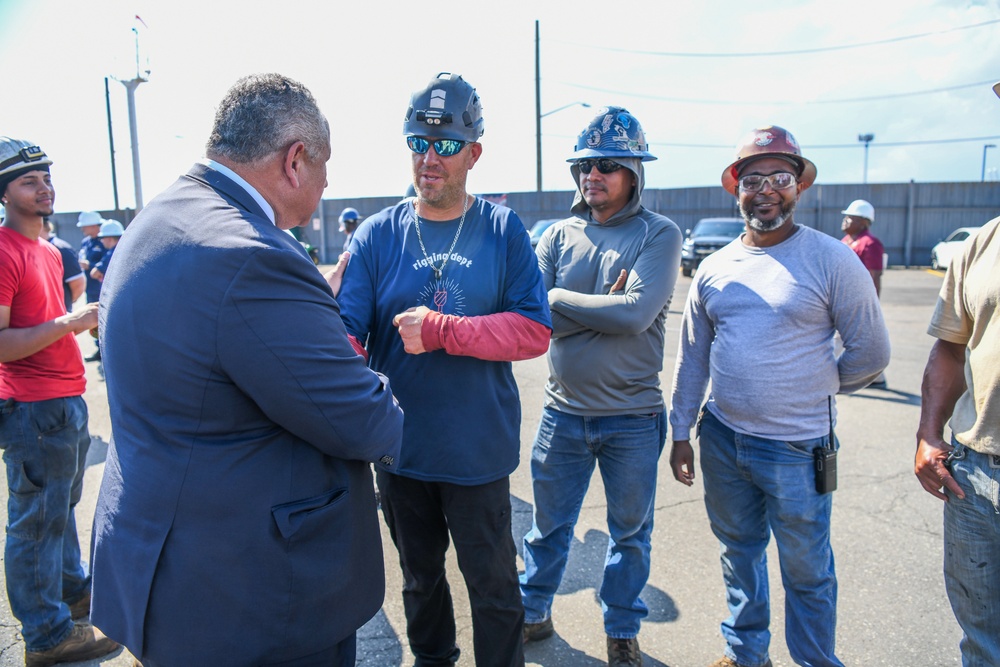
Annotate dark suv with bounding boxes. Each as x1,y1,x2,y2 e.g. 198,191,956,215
680,217,745,277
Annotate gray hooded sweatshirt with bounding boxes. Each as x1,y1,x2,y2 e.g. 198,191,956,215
535,158,683,415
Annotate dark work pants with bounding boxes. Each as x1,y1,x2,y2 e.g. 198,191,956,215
377,471,525,667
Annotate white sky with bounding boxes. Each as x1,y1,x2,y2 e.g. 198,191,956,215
2,0,999,213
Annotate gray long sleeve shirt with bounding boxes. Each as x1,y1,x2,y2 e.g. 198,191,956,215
669,224,890,441
538,199,682,416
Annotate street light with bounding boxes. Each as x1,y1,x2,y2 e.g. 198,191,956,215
114,20,150,211
981,144,996,182
541,102,591,119
536,102,590,192
858,133,874,184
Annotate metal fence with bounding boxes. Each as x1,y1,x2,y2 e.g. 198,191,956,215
50,181,1000,268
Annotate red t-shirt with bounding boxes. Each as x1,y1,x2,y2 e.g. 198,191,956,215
0,226,86,401
841,229,885,272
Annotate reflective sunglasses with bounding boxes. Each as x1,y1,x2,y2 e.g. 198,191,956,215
406,136,468,157
576,158,623,175
738,171,797,193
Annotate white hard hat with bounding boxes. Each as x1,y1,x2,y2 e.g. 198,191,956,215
77,211,103,228
841,199,875,222
97,219,125,238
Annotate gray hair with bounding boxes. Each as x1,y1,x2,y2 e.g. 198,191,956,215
206,73,330,164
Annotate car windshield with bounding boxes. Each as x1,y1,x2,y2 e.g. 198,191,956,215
693,220,744,238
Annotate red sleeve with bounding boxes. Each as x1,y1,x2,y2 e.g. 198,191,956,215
348,333,369,362
420,311,551,361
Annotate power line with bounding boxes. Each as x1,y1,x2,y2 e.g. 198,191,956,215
558,79,997,106
550,19,1000,58
547,135,1000,149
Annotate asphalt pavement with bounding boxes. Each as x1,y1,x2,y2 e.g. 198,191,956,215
0,268,962,666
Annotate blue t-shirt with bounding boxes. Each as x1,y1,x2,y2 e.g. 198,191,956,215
80,236,106,303
338,197,550,485
49,236,83,312
93,244,116,277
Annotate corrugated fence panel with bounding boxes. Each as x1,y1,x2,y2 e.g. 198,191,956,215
49,182,999,268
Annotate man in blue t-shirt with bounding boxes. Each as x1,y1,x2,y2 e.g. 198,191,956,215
336,73,551,667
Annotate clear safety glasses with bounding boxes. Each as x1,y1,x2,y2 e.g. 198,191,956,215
738,171,797,193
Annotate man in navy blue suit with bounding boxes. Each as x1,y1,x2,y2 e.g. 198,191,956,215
90,73,404,667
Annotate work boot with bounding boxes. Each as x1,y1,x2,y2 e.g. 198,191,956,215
24,621,119,667
708,657,772,667
67,590,90,620
523,616,554,643
607,636,642,667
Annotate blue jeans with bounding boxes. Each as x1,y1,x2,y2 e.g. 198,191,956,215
698,410,843,667
520,406,666,638
943,440,1000,667
1,396,91,651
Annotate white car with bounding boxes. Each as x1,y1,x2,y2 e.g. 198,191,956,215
930,227,982,271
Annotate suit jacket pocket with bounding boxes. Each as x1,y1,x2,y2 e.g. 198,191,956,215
271,488,347,540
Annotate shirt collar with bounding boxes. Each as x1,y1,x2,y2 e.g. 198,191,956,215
201,158,276,225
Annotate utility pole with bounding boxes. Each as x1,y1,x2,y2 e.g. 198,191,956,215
535,20,542,192
117,20,149,211
104,77,121,211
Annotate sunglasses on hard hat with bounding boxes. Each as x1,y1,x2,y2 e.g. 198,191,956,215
576,158,623,175
738,172,797,193
406,136,468,157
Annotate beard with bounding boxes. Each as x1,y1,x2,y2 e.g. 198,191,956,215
740,196,797,232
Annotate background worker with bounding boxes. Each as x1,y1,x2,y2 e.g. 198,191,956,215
87,219,124,283
75,210,104,361
339,206,360,251
840,199,887,389
840,199,884,296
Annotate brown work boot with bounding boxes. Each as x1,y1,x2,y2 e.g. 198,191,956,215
24,621,120,667
523,616,554,643
67,590,90,620
708,657,772,667
607,636,642,667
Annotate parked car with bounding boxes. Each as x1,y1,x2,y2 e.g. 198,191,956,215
680,217,745,277
930,226,981,271
529,218,561,249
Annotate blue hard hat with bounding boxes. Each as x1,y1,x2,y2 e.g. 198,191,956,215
567,106,656,162
403,73,484,143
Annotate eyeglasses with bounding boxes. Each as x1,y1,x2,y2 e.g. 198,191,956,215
576,158,623,175
738,172,797,193
406,136,468,157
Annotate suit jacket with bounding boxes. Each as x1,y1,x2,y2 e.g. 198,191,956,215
91,163,403,665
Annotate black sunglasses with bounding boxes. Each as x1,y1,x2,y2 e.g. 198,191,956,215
406,136,468,157
577,158,623,175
